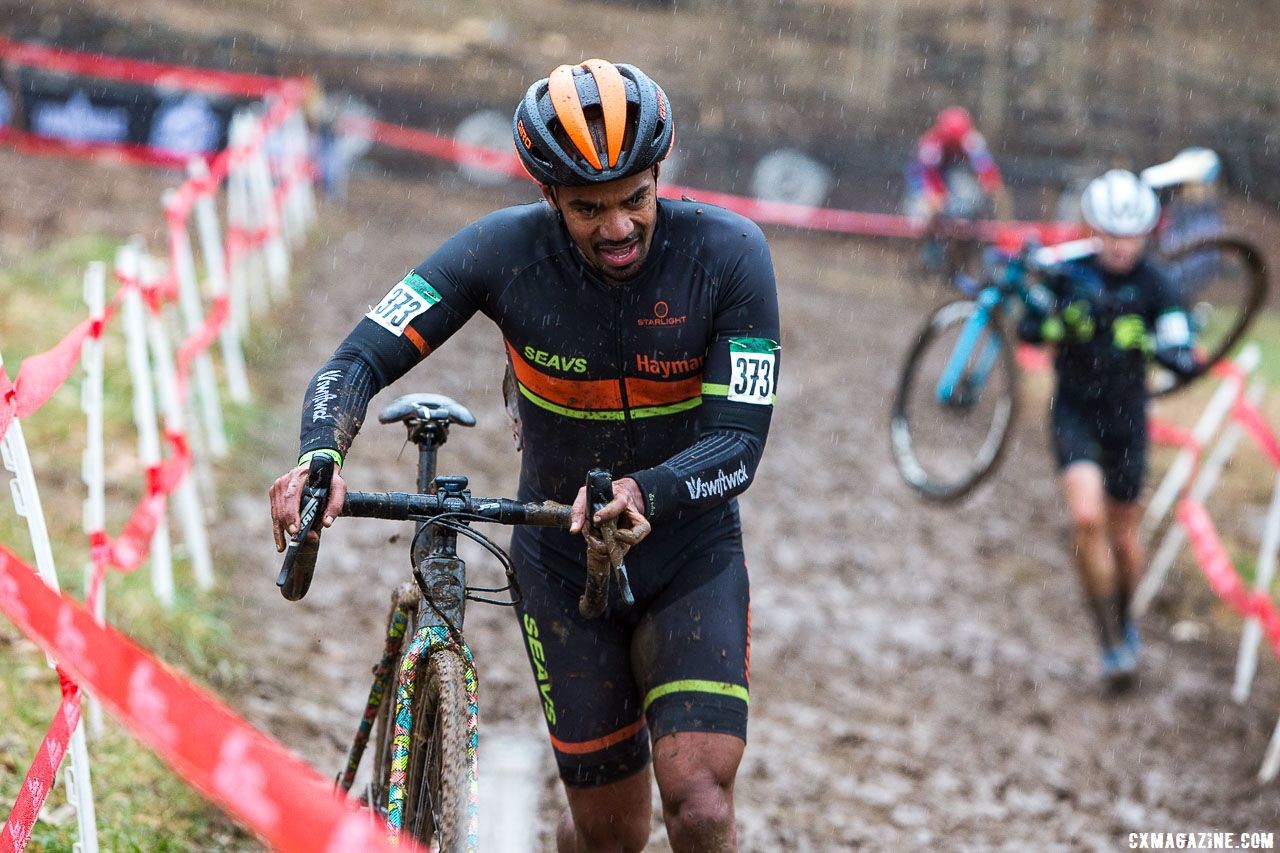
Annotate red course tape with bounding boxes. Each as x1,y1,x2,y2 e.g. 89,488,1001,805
1179,500,1280,654
0,546,416,853
0,36,294,99
0,670,80,853
352,116,1085,242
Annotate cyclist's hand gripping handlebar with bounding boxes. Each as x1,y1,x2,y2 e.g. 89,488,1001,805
276,455,334,601
578,469,635,618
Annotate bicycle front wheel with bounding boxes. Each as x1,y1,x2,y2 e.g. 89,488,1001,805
373,616,475,850
1151,235,1268,396
404,648,473,850
890,299,1018,501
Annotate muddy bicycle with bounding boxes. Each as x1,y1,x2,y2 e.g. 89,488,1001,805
276,392,627,849
889,231,1268,502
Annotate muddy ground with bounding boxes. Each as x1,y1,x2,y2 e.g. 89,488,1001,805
187,167,1280,852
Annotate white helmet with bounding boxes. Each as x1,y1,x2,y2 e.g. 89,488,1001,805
1080,169,1160,236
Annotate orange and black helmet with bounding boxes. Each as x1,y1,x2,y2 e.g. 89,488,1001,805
513,60,674,186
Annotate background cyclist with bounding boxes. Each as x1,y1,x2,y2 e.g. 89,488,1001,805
1018,169,1197,691
905,105,1009,272
269,59,779,852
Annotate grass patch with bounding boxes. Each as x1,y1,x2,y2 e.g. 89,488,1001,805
0,237,262,849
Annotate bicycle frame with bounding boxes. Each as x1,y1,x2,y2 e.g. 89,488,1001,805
935,286,1006,404
335,408,482,847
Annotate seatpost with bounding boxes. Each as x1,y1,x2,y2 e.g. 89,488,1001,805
408,411,452,494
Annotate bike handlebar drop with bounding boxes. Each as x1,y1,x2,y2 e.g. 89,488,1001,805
276,454,333,601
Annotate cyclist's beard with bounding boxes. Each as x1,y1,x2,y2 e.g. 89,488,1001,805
589,229,649,283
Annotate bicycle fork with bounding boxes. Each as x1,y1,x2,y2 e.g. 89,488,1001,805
337,585,418,797
936,289,1004,406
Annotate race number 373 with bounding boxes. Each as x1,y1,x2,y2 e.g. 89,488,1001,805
367,272,442,336
727,338,779,405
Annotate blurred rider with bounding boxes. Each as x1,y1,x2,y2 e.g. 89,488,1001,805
269,59,779,852
906,106,1008,273
907,107,1005,221
1018,169,1197,691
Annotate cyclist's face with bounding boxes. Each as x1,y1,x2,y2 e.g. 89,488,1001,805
545,168,659,283
1097,232,1147,274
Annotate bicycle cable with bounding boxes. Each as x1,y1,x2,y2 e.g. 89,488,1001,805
407,512,523,607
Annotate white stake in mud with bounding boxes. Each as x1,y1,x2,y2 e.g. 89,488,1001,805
246,110,291,300
1259,713,1280,783
266,118,301,248
0,348,101,853
119,243,175,608
1143,343,1259,537
1233,469,1280,703
229,114,269,323
188,158,251,403
286,108,317,229
164,190,229,460
80,261,107,738
140,254,214,593
1134,378,1264,618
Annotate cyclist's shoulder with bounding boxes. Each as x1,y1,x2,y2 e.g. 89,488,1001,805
461,201,559,242
432,202,567,269
659,197,769,254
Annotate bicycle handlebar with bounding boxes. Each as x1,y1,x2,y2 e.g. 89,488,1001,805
340,491,571,527
277,476,572,601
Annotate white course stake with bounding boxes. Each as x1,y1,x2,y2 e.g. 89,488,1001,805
1134,379,1264,617
229,114,269,323
249,116,291,301
80,262,107,738
269,117,302,248
140,253,214,593
1260,715,1280,783
1143,343,1260,537
119,243,175,608
188,158,252,404
0,349,101,853
164,190,229,460
1234,469,1280,703
287,109,317,229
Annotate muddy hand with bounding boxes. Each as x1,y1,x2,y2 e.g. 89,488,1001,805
571,477,651,562
269,462,347,552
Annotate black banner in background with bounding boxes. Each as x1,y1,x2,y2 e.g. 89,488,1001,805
10,67,253,157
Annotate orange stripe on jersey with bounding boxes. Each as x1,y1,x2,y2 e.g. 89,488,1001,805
404,325,429,357
548,64,601,170
583,59,627,168
506,342,622,410
624,374,702,407
549,718,646,755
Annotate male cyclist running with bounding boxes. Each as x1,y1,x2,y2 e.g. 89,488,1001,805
268,60,779,851
1018,169,1196,691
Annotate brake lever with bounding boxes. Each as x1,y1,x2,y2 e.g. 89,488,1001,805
588,469,634,607
276,455,334,601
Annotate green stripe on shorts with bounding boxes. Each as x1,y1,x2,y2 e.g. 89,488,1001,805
643,679,749,711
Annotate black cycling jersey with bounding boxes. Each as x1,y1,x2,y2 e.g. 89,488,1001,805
298,197,778,785
1018,252,1190,502
298,197,780,525
1041,255,1188,400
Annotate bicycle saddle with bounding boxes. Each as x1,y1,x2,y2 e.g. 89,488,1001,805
378,393,476,427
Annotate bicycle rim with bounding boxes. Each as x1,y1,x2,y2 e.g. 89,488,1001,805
890,299,1018,501
1151,235,1268,396
406,648,474,851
